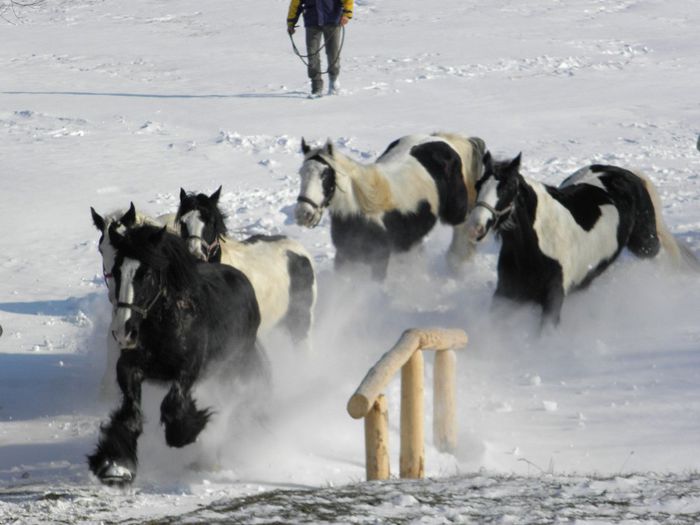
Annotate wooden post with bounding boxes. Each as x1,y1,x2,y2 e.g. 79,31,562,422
364,394,390,481
400,351,424,478
433,349,457,453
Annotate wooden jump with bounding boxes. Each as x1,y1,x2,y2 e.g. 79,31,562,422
347,328,468,480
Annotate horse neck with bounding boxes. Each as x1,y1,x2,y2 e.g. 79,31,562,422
328,152,393,216
497,175,540,250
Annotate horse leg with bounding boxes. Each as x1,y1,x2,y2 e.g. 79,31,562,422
98,318,121,401
284,251,316,350
541,283,564,328
88,350,145,486
446,222,476,274
160,381,213,448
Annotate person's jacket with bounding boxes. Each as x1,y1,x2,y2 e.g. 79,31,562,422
287,0,353,29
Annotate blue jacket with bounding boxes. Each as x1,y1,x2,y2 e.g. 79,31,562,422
287,0,353,28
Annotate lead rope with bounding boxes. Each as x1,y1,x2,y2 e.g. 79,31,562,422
289,25,345,75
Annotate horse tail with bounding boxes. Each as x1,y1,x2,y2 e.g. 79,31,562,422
432,132,486,210
637,171,700,271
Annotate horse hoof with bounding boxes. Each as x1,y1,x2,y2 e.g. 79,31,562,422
96,460,134,486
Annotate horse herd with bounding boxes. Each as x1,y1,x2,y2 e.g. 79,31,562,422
86,131,697,485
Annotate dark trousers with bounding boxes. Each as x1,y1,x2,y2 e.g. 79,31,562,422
305,24,341,88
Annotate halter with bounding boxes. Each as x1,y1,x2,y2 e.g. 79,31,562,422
296,156,337,211
474,200,514,221
116,275,165,320
186,234,221,261
296,194,332,211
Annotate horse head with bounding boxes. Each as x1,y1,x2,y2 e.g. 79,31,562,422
176,186,226,262
466,152,521,242
91,203,137,304
108,225,170,350
295,138,338,228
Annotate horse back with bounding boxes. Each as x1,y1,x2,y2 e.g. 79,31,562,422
219,235,315,334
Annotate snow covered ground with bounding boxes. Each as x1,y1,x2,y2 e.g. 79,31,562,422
1,0,700,522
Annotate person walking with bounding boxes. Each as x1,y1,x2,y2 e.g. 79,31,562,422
287,0,353,98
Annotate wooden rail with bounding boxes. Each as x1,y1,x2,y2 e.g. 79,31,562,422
347,328,468,480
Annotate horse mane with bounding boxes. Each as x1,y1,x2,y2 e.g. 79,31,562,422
178,192,228,236
118,225,200,293
102,208,170,231
319,149,395,215
432,132,486,209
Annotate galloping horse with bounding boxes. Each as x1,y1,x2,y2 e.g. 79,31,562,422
177,187,316,349
294,133,487,279
88,224,268,486
466,152,698,326
90,204,177,398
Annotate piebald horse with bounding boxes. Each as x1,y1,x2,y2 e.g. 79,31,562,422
177,187,317,349
466,152,698,326
295,133,487,279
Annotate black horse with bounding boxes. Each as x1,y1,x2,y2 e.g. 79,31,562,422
88,224,268,486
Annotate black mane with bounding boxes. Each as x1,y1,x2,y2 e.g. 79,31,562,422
114,224,200,293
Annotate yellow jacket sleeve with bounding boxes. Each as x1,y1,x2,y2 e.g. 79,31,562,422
342,0,353,19
287,0,303,28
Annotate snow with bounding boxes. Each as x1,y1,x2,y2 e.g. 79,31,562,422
1,0,700,522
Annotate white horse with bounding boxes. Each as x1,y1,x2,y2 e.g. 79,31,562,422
294,132,486,279
176,187,317,350
90,203,177,398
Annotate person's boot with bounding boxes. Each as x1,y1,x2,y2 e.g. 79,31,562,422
309,79,324,99
328,78,340,95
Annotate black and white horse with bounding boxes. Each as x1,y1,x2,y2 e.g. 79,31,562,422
90,204,177,398
88,224,268,486
177,187,316,348
466,152,698,326
294,133,486,279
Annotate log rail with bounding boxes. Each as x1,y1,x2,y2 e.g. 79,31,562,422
347,328,468,480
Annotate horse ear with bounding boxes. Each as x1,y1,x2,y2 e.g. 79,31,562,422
90,207,105,231
180,188,188,203
508,153,522,172
119,202,136,227
325,138,334,157
148,226,167,246
210,185,222,204
301,137,310,155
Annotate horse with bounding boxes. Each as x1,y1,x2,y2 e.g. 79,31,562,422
176,186,317,349
294,132,487,280
466,151,699,326
90,204,178,399
87,223,268,486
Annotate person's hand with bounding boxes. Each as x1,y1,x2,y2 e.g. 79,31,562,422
287,25,295,35
340,15,350,26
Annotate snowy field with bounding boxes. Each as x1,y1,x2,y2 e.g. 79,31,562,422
1,0,700,522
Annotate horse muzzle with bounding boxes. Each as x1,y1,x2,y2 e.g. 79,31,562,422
295,202,322,228
112,319,139,350
186,239,208,261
